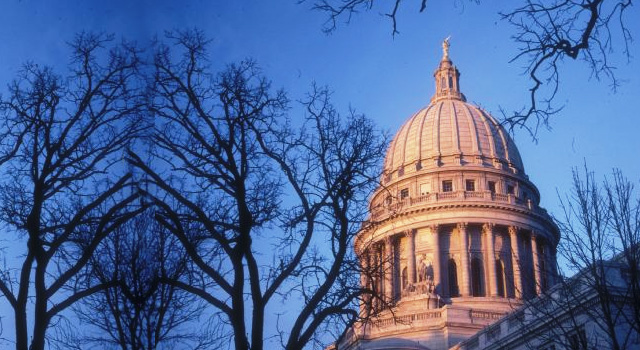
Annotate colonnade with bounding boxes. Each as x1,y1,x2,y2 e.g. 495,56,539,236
361,223,557,307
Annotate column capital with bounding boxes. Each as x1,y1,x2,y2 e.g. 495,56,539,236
482,223,495,233
508,226,519,236
457,222,468,231
429,224,439,233
405,229,416,238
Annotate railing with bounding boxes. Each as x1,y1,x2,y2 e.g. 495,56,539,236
437,191,458,199
470,310,504,320
375,310,443,328
369,191,545,222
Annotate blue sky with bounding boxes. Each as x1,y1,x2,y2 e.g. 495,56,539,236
0,0,638,346
0,2,638,204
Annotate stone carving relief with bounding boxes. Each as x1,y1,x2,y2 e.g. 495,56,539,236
417,254,434,283
403,254,441,306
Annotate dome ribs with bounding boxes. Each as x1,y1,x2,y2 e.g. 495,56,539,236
402,107,422,171
383,100,526,175
461,102,482,160
449,100,462,158
475,105,498,163
390,110,415,175
416,106,431,166
439,102,453,159
434,102,444,164
483,108,512,170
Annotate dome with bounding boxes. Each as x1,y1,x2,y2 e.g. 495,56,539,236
383,100,524,177
342,39,560,350
383,47,524,182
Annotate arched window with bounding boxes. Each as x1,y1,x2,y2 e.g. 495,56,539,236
471,257,484,296
448,258,459,297
402,267,408,289
448,76,453,90
496,259,506,297
538,243,549,291
524,239,536,298
540,258,548,291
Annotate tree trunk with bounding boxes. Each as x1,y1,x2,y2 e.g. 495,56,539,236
31,264,49,350
14,308,28,350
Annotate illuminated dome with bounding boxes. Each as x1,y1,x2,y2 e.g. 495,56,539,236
344,40,560,350
383,99,524,177
383,47,524,183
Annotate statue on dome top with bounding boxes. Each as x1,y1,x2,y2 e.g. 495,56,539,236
442,36,451,59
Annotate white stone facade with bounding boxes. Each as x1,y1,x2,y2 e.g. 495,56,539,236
452,255,640,350
334,45,560,350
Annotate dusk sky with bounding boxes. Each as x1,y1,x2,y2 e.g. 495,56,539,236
0,0,638,346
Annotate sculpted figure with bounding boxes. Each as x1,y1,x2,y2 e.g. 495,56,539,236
418,256,427,282
426,275,435,294
442,36,451,58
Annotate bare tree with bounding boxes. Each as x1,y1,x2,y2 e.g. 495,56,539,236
603,170,640,338
70,207,208,350
495,166,639,350
305,0,478,35
127,30,387,350
501,0,633,137
0,32,145,350
307,0,634,139
531,166,640,349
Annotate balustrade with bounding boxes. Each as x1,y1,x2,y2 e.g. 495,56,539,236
369,190,543,222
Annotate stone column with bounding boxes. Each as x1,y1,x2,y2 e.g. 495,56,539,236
509,226,523,299
407,230,416,284
484,223,498,297
384,237,394,302
371,245,381,311
458,223,471,296
359,250,370,317
431,225,441,294
531,233,542,295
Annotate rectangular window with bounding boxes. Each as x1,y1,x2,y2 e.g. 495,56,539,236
420,183,430,195
442,180,453,192
465,179,476,191
507,185,515,195
400,188,409,199
488,181,496,193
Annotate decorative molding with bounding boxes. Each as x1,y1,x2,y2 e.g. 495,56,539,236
405,229,416,238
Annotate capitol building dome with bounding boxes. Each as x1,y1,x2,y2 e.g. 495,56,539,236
383,89,524,177
339,41,560,350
